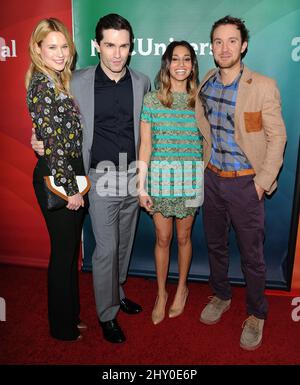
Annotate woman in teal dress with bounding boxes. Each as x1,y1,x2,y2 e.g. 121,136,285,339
138,41,203,324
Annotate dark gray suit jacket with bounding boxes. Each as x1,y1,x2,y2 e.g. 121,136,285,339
71,65,151,173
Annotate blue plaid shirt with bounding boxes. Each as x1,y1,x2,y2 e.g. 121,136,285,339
200,67,252,171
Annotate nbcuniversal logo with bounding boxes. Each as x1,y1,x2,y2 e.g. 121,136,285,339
90,37,212,57
0,37,17,61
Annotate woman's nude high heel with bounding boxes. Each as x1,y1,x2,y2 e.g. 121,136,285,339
151,293,168,325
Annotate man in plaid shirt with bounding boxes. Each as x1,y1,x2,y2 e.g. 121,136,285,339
195,15,286,351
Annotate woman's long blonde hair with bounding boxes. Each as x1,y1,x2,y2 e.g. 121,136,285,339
25,18,76,94
155,41,199,108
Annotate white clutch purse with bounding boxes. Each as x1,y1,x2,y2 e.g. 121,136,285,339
43,175,91,210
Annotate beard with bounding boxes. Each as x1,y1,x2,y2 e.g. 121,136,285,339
214,54,241,69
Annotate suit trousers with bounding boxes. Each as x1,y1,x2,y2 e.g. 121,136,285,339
33,157,86,340
88,168,139,322
203,168,268,319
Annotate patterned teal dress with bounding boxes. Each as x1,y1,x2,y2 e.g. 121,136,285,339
141,91,203,218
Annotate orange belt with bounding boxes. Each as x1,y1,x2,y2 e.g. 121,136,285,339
207,163,255,178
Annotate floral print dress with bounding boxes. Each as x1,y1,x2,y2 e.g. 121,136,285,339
27,71,82,196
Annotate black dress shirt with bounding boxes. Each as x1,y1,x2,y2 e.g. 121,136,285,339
91,64,135,169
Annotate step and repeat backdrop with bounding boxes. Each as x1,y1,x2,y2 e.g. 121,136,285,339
0,0,73,267
73,0,300,290
0,0,299,290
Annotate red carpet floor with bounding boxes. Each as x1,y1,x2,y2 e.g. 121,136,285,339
0,264,299,365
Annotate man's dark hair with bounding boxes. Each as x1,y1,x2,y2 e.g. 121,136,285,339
95,13,134,47
210,15,249,58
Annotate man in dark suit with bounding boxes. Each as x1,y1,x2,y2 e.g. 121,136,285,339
32,13,151,344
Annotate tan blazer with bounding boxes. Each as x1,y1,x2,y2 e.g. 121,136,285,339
195,65,287,194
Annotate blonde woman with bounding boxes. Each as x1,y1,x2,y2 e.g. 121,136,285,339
26,18,86,341
138,41,203,324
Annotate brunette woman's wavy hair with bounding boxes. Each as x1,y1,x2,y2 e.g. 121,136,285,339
154,40,199,108
25,18,76,94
